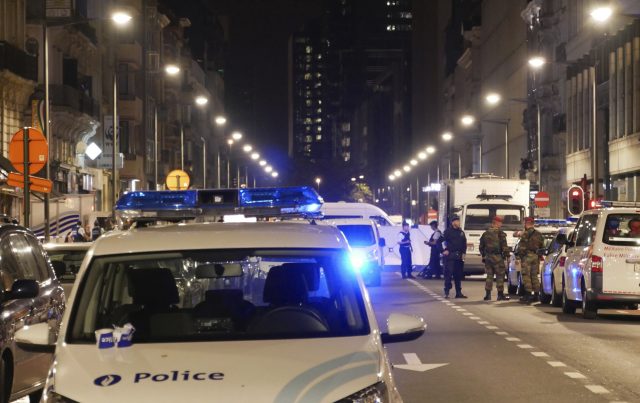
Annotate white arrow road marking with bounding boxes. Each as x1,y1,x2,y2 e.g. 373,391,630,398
395,353,449,372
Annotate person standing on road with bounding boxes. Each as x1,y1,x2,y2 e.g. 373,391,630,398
397,221,414,279
518,217,544,303
479,216,510,301
422,220,443,279
442,215,467,299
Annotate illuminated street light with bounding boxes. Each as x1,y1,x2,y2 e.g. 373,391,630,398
442,132,453,142
111,11,132,25
528,56,546,69
485,92,501,105
394,169,402,177
243,144,252,153
389,174,396,181
418,152,427,160
227,139,234,146
265,165,273,173
259,160,267,166
195,96,208,106
271,172,279,178
403,165,411,172
351,177,356,182
410,159,418,166
164,64,180,75
231,131,243,141
461,115,475,127
359,175,364,179
426,146,436,154
590,5,613,22
250,152,259,160
215,116,227,126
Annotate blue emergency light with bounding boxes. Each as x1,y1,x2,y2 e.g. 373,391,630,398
115,186,324,221
534,218,571,227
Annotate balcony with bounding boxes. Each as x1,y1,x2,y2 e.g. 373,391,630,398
117,42,142,70
119,96,143,123
0,41,37,82
50,84,100,118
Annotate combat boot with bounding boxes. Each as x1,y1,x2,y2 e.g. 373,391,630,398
483,290,491,301
531,292,539,303
444,288,450,299
497,291,510,301
519,293,531,304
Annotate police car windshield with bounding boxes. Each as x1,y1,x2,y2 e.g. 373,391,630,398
602,214,640,246
67,248,370,344
337,225,375,247
48,250,87,282
465,204,525,230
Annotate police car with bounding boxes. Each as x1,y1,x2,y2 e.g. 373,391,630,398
560,202,640,319
14,187,425,402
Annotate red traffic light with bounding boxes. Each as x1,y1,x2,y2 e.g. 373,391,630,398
567,185,584,216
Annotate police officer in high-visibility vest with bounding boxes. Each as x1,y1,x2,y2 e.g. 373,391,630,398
397,221,414,279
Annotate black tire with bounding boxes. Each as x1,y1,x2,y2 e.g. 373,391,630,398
508,284,517,295
29,389,43,403
0,357,10,403
551,276,562,307
581,286,597,320
539,285,552,304
562,286,576,314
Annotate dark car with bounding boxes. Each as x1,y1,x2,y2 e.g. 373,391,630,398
0,220,65,403
43,242,91,298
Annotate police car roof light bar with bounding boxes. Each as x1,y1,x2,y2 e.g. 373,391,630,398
476,194,513,201
599,200,640,208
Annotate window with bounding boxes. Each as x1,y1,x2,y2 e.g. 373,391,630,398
68,249,369,343
464,205,525,230
602,214,640,246
7,234,46,282
575,215,598,247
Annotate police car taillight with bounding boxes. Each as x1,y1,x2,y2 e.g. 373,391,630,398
559,256,566,267
590,255,603,273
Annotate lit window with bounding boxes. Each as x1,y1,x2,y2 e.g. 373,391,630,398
304,118,312,124
305,135,313,143
315,118,322,123
317,54,322,60
305,100,312,107
316,126,322,132
316,134,322,141
316,72,322,78
304,73,312,80
316,108,322,113
318,100,322,105
305,46,312,54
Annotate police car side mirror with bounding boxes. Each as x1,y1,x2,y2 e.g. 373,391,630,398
379,238,386,248
14,322,56,354
381,313,426,344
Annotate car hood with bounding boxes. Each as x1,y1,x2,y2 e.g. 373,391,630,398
52,336,383,402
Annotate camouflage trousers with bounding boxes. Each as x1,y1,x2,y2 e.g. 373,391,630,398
520,253,540,293
484,254,506,292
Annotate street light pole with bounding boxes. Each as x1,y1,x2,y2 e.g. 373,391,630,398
201,137,206,187
43,22,51,240
154,107,158,189
591,66,598,198
112,53,118,217
537,103,542,191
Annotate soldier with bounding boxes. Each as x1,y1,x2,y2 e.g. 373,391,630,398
517,217,544,303
479,216,510,301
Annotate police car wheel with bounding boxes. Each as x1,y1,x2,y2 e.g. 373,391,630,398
0,357,9,403
539,287,551,304
551,276,562,307
581,287,597,320
562,287,576,314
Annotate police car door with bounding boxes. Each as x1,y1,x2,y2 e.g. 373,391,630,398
565,215,598,301
599,213,640,296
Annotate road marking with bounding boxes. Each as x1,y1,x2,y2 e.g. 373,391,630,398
495,331,509,336
531,352,550,357
585,385,610,394
478,321,490,325
394,353,449,372
462,312,473,316
547,361,567,367
505,337,521,342
485,325,499,330
564,372,586,379
469,316,481,320
517,344,534,349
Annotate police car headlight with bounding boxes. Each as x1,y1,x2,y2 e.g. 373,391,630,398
337,381,388,402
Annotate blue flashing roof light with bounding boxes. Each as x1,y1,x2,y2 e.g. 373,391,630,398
116,190,198,211
238,186,323,213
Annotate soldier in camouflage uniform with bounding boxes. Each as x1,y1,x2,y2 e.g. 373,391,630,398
517,217,544,303
479,216,511,301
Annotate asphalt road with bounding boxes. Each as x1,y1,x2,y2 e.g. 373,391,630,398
369,271,640,403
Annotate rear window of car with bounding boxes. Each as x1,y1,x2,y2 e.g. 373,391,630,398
602,214,640,246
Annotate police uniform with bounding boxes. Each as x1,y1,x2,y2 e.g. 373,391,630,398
397,227,414,279
518,217,544,303
442,216,467,298
422,221,442,279
479,216,510,301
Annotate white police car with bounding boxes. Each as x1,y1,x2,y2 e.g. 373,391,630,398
15,187,425,402
561,202,640,319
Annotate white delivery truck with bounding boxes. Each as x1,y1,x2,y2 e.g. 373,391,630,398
321,202,433,271
438,174,530,274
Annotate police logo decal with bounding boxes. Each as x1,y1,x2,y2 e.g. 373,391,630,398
94,374,122,387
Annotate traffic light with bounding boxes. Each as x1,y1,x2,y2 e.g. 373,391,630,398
568,185,584,216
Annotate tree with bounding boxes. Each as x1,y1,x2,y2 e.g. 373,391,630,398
348,182,373,203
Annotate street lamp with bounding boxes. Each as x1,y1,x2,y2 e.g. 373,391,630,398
359,175,364,179
315,177,321,192
410,159,418,166
403,165,411,172
389,174,395,181
528,56,546,69
215,116,227,126
265,165,273,173
425,146,436,154
418,151,427,160
590,5,613,22
259,160,267,167
461,115,475,126
243,144,252,153
272,172,279,178
195,96,208,106
250,152,259,160
485,92,502,105
111,11,132,25
164,64,180,75
394,169,402,177
231,131,243,141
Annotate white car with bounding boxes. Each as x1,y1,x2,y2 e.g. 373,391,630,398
561,203,640,319
539,228,573,306
16,187,425,402
318,219,385,286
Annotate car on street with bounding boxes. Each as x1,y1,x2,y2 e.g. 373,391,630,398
43,242,92,296
318,219,385,286
16,187,425,402
0,218,66,403
507,225,562,295
538,228,573,306
560,203,640,319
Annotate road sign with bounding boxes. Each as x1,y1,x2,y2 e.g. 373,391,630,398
8,127,48,174
535,207,551,218
534,191,550,208
7,172,52,193
166,169,190,190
